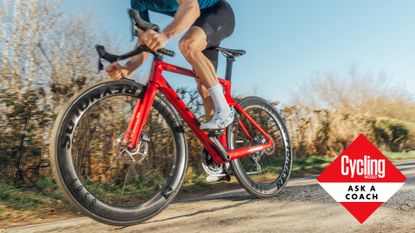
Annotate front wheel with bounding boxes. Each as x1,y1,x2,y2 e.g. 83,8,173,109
50,80,188,226
228,96,292,198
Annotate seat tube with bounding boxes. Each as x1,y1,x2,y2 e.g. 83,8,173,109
225,57,235,81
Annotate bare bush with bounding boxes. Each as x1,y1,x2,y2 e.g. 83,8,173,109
0,0,108,182
287,66,415,157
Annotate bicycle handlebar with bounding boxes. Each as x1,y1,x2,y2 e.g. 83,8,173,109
96,9,175,71
96,45,175,64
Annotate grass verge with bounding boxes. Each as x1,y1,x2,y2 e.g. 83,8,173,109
0,178,74,228
290,150,415,177
383,150,415,161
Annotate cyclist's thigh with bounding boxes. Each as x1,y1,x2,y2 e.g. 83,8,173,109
181,27,208,50
193,0,235,47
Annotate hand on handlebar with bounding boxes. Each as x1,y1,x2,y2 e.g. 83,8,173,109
140,30,170,52
105,63,130,80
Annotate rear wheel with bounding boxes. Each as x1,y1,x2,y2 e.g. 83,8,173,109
228,97,292,198
51,80,188,226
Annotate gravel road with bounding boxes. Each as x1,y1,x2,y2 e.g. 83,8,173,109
3,160,414,233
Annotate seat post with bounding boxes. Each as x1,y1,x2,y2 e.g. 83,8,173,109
225,57,235,81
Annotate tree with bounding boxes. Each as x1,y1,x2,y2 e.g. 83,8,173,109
0,0,111,183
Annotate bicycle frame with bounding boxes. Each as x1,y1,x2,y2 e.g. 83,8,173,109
122,58,275,164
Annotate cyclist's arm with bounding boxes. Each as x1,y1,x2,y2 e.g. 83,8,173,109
106,44,148,79
121,7,150,75
123,0,200,73
106,51,148,79
125,51,148,74
163,0,201,39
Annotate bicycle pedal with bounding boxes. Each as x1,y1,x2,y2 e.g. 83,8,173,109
223,167,231,182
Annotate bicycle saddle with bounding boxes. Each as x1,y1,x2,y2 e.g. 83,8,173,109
216,47,246,58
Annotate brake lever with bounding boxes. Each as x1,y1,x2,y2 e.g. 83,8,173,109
131,23,135,41
97,46,105,73
98,57,104,73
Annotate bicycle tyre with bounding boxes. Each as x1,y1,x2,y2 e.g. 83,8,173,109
50,79,188,226
228,96,292,198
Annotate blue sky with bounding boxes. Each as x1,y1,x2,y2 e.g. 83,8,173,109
62,0,415,103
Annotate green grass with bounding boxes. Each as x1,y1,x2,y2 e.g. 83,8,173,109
384,151,415,160
290,151,415,177
0,178,67,211
182,173,210,191
0,178,71,226
291,156,334,177
0,205,5,220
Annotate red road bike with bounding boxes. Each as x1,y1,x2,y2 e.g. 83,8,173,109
51,9,292,226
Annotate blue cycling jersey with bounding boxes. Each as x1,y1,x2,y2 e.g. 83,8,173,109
131,0,220,21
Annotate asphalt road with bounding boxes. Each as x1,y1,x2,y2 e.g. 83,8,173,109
3,160,415,233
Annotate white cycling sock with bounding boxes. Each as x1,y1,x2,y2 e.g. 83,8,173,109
208,84,231,115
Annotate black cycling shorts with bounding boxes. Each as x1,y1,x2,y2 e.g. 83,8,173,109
193,0,235,70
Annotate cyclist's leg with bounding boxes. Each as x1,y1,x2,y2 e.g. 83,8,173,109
179,27,217,88
196,78,214,119
197,47,220,119
179,1,235,130
179,27,233,130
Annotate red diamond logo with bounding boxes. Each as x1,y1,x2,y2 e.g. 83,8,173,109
317,134,406,223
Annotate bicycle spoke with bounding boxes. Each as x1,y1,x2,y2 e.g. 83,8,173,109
72,96,178,207
105,164,122,200
235,134,250,145
157,172,166,184
120,165,132,204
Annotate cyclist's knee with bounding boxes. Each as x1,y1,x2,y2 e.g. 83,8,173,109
179,37,199,57
179,28,207,58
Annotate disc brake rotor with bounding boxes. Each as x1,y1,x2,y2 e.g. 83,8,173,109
115,132,150,164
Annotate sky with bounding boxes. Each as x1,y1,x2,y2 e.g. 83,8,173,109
61,0,415,103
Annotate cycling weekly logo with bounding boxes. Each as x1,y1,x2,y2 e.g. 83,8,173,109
317,134,406,223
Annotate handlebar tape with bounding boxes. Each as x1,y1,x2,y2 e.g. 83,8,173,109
128,9,160,32
96,45,175,64
157,48,175,57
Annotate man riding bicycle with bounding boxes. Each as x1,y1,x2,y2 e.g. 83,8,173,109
52,1,292,222
106,0,235,131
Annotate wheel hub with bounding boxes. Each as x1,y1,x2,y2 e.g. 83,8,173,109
115,132,150,164
253,134,275,156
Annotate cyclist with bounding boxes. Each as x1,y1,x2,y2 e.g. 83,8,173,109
106,0,236,131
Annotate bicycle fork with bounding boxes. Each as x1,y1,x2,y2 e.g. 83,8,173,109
122,83,158,151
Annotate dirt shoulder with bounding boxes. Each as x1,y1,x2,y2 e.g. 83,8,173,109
1,158,414,230
3,162,415,233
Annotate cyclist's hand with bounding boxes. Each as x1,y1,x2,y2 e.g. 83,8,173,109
141,30,169,52
105,63,129,80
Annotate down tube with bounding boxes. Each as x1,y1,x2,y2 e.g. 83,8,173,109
159,85,227,164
